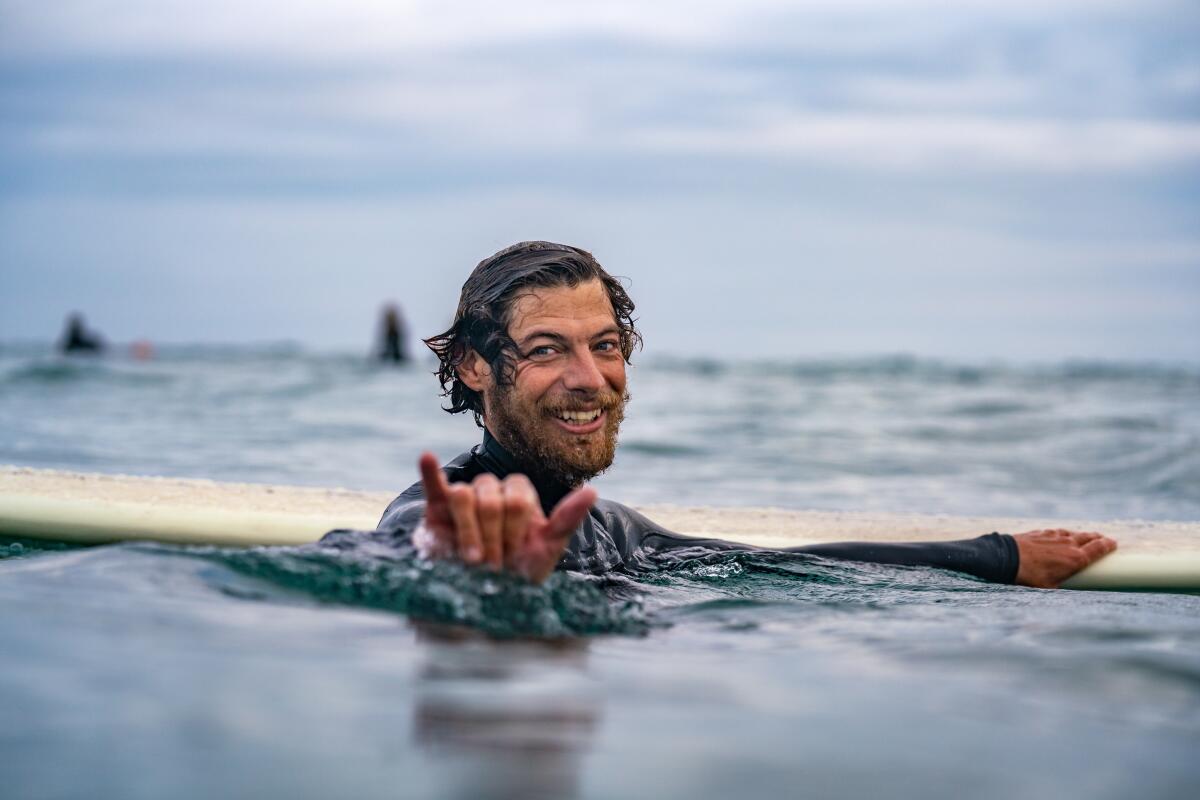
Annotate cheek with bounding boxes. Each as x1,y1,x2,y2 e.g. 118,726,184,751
512,366,559,402
603,362,627,391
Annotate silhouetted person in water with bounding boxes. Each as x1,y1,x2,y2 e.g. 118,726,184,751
378,303,409,363
58,313,105,355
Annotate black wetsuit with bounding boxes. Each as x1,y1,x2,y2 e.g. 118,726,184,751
59,322,104,354
379,328,407,363
322,431,1019,583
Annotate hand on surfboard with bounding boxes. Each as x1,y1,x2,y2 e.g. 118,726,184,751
414,451,596,583
1013,529,1117,588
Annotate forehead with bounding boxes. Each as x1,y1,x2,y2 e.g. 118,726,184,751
507,279,616,337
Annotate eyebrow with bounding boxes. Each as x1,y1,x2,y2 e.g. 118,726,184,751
516,325,621,348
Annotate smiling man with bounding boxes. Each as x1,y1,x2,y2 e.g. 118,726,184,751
349,240,1115,588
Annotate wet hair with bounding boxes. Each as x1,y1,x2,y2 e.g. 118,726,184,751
425,241,641,426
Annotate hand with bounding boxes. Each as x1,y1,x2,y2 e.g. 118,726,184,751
413,452,596,583
1013,529,1117,588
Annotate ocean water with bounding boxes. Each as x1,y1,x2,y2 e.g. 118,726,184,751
2,343,1199,519
2,344,1199,799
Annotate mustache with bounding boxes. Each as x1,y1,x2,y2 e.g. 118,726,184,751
541,389,629,415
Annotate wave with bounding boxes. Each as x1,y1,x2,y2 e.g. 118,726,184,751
5,343,1196,388
0,536,81,560
190,543,1022,637
197,545,653,638
1,359,176,388
645,354,1200,386
6,537,957,639
171,539,1003,638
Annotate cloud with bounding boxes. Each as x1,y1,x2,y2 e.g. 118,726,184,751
3,0,1197,184
1,0,1196,362
1,1,1159,57
631,114,1200,172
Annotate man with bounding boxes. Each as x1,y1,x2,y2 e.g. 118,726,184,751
58,312,106,355
376,303,409,364
336,241,1115,588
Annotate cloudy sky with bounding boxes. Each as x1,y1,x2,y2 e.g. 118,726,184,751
2,0,1197,361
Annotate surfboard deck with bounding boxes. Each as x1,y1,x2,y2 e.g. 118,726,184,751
3,465,1198,592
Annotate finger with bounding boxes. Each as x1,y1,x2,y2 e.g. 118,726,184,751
446,484,483,564
473,474,504,568
1070,531,1104,546
517,487,595,584
1018,529,1065,539
419,452,452,525
545,485,597,543
501,475,536,569
419,452,450,502
1081,537,1117,563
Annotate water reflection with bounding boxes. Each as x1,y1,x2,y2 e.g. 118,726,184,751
412,624,599,799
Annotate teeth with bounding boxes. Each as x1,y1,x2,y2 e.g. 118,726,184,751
557,409,601,424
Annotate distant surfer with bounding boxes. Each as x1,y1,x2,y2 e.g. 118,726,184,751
58,313,105,355
377,303,409,363
325,241,1116,588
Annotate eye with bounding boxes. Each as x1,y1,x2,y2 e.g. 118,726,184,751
595,340,619,353
527,345,558,358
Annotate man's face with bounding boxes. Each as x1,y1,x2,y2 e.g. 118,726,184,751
479,279,629,486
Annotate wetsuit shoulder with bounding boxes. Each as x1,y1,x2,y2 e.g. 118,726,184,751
375,447,483,532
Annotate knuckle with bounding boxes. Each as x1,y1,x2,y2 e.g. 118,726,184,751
508,486,525,503
505,473,534,491
477,496,501,519
503,477,537,504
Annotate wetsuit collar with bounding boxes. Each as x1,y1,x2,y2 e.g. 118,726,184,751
478,428,573,514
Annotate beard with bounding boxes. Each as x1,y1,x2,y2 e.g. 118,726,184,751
486,383,628,487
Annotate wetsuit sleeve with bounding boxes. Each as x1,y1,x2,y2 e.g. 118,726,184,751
600,503,1020,584
634,518,1019,584
785,534,1019,584
316,483,426,553
377,485,426,532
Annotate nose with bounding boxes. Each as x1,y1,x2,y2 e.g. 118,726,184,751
562,347,606,393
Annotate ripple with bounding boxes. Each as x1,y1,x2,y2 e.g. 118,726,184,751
197,544,652,638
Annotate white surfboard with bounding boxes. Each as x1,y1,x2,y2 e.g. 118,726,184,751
2,465,1197,592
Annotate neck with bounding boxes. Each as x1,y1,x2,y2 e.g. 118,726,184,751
479,427,574,512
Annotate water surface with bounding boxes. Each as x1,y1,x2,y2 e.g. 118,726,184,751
2,344,1198,798
2,536,1198,799
3,344,1198,519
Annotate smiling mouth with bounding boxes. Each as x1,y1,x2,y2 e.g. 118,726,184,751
551,408,605,433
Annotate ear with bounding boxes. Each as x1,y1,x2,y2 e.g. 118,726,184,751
457,348,492,393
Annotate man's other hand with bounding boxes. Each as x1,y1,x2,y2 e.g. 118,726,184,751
1013,529,1117,588
413,452,596,584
